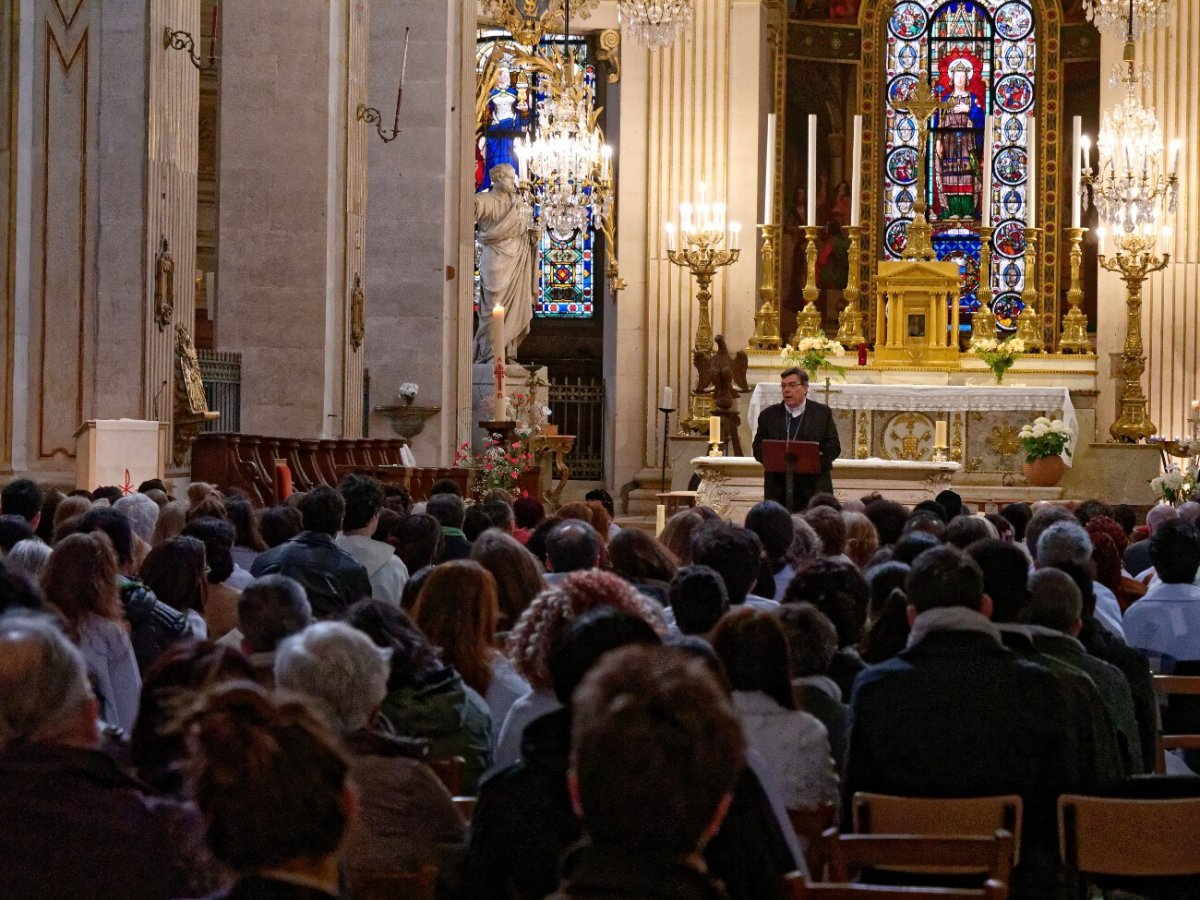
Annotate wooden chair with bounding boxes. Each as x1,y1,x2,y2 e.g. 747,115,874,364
353,864,438,900
826,829,1014,888
789,801,838,878
1151,675,1200,773
852,793,1022,867
1058,794,1200,878
452,795,477,821
427,756,465,796
784,873,1008,900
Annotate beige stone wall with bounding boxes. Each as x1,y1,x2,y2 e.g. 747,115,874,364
1096,7,1200,442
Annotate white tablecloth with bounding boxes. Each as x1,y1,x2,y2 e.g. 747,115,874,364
748,383,1077,462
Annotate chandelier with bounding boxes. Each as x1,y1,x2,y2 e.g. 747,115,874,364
479,0,599,47
617,0,693,50
1083,0,1172,35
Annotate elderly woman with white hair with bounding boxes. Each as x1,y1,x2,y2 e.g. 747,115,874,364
5,539,50,582
113,493,159,570
274,622,464,885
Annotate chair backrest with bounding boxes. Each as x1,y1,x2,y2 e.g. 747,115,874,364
789,801,838,878
353,864,439,900
852,793,1022,867
1059,794,1200,876
826,829,1013,887
1151,675,1200,774
427,756,465,796
783,873,1008,900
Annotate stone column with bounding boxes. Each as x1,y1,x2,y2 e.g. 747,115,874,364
217,0,366,439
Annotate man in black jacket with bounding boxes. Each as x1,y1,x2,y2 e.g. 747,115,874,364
251,485,370,618
752,367,841,511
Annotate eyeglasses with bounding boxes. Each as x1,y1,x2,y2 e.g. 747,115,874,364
781,380,805,389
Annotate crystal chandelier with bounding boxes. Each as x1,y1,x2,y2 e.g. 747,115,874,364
1083,0,1172,35
617,0,693,50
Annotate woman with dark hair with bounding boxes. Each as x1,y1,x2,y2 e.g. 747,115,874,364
182,517,243,640
140,536,209,638
258,505,302,549
41,532,140,733
606,527,679,605
342,599,491,792
180,682,352,899
132,640,255,796
710,607,837,813
783,557,870,698
225,497,267,572
412,560,529,747
390,513,444,575
470,530,545,632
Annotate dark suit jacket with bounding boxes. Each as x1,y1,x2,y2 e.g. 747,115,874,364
752,400,841,511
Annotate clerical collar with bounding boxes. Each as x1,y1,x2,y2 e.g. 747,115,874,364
785,401,807,418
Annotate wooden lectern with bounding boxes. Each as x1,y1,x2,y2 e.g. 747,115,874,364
74,419,169,491
760,439,820,513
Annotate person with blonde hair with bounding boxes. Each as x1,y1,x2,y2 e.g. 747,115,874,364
842,511,880,569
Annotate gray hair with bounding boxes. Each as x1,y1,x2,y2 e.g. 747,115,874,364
1026,568,1083,633
1177,501,1200,525
789,514,823,562
238,575,312,653
0,612,93,743
113,493,160,542
1148,503,1180,532
275,621,392,733
5,539,51,581
1036,520,1093,568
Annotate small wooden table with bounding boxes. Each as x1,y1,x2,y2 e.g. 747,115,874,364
530,433,576,509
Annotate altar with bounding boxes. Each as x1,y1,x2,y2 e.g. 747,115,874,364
747,383,1075,480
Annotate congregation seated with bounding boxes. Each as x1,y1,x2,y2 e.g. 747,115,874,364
182,516,245,637
222,573,313,683
779,601,850,773
427,493,472,561
335,474,410,606
468,528,545,632
543,518,603,583
668,563,730,636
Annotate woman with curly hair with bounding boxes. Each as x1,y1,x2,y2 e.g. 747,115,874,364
412,561,529,745
492,569,669,771
1086,514,1145,610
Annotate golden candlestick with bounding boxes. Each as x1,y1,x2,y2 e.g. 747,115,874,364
750,224,783,349
791,224,823,342
1059,226,1091,354
836,224,866,347
971,224,996,346
667,229,740,433
1102,232,1168,443
1014,227,1044,352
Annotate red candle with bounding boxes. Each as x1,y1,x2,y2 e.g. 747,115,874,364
857,342,868,366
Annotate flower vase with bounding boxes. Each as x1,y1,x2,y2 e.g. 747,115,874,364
1023,455,1065,487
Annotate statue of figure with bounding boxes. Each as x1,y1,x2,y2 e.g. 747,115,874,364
932,57,985,221
474,163,536,364
478,66,530,192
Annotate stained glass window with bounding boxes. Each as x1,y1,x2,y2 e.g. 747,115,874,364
882,0,1035,330
475,31,596,319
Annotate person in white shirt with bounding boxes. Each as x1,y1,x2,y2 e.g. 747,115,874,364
1124,520,1200,670
336,474,409,607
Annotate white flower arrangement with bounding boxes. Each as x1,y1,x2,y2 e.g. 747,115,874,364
1151,464,1194,505
398,382,419,402
1017,416,1073,461
973,337,1025,383
781,337,846,377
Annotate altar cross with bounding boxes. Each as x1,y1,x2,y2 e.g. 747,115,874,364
897,71,953,262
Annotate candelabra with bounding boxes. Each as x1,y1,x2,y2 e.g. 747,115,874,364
791,225,823,342
666,208,741,432
749,224,783,349
1014,228,1044,352
1102,231,1168,442
836,225,866,347
971,225,997,347
1059,227,1092,353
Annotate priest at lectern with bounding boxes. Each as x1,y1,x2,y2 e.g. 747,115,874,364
752,367,841,512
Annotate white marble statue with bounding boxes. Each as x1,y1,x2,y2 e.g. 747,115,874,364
474,163,536,364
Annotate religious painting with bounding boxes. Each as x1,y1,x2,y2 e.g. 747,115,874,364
881,0,1038,331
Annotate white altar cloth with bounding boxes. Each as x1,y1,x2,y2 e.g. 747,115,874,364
747,383,1077,463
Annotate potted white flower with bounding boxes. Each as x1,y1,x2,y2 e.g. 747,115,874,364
398,382,419,406
1017,416,1073,486
1151,465,1194,506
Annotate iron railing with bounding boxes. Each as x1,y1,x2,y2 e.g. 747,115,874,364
548,376,605,481
197,349,241,433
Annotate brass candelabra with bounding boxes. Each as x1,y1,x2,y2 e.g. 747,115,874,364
750,224,783,349
1102,231,1169,443
1014,227,1044,352
1059,227,1092,353
970,225,997,346
668,228,740,432
791,225,823,342
836,224,866,347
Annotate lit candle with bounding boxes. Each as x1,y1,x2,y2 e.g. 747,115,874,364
1191,399,1198,411
491,303,505,364
807,115,818,227
1081,135,1092,173
1170,139,1182,176
662,386,674,409
714,203,726,232
850,115,863,227
601,145,613,182
982,116,994,225
664,222,677,252
1072,116,1082,230
656,504,667,536
764,113,777,224
729,222,741,251
1096,227,1106,256
1026,116,1036,229
709,415,721,446
935,420,948,449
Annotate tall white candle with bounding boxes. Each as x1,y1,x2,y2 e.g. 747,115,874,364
661,386,674,409
982,116,994,225
491,303,505,363
764,113,777,224
1026,116,1036,229
850,115,863,227
1071,116,1082,229
709,415,721,446
807,114,818,227
1170,139,1182,176
935,420,948,448
729,223,741,251
655,504,666,536
664,223,677,252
